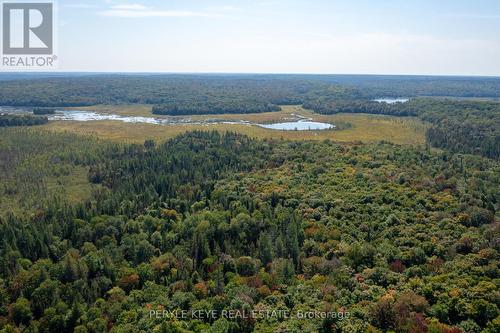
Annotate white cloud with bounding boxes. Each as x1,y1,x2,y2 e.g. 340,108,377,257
256,1,277,6
206,5,242,12
100,9,215,18
64,4,99,9
99,3,220,18
110,4,148,11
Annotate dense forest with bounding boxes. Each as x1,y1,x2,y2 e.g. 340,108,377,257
308,75,500,99
0,129,498,333
0,75,329,110
303,98,500,160
152,101,280,116
32,108,55,116
0,115,48,127
302,100,417,117
1,74,500,105
1,74,499,112
0,74,498,332
418,100,500,160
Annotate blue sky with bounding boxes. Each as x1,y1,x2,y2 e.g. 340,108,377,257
53,0,500,74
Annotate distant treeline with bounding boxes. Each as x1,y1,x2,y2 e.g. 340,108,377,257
419,99,500,160
310,74,500,98
0,114,48,127
305,98,500,160
303,99,418,116
0,75,336,112
33,107,55,115
1,74,499,109
152,100,280,115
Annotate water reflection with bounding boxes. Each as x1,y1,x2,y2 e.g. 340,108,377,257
258,121,334,131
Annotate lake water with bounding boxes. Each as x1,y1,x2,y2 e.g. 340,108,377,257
258,121,334,131
50,111,167,124
1,107,335,131
373,98,409,104
48,111,252,126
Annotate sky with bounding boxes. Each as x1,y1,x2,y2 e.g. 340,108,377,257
14,0,500,75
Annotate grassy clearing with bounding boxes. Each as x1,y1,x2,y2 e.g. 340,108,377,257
0,128,102,215
45,166,96,203
0,165,96,215
46,105,426,145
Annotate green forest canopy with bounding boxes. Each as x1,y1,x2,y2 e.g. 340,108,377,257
0,74,498,331
0,129,498,332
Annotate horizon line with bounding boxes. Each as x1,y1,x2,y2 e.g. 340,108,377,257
1,71,500,78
